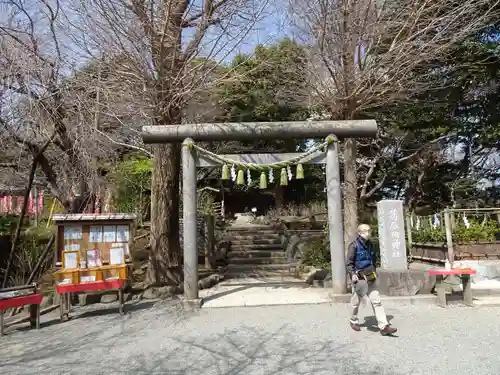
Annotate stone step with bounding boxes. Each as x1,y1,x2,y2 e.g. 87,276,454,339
230,243,284,251
228,251,287,259
223,266,297,278
288,233,324,239
228,257,289,265
225,263,296,272
227,233,280,240
227,229,279,236
287,230,324,234
224,272,294,279
228,224,272,230
228,238,282,245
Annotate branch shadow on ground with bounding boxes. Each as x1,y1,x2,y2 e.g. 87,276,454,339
6,300,158,333
1,302,404,375
116,324,403,375
0,299,188,370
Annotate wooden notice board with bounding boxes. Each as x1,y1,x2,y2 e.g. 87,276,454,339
52,214,136,284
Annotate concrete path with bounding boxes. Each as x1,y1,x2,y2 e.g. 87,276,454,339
1,299,500,374
201,283,331,307
200,277,500,308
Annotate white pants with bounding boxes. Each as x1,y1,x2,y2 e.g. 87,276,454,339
349,279,389,330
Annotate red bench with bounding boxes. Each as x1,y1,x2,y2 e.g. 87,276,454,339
0,284,43,336
428,268,476,307
56,279,126,321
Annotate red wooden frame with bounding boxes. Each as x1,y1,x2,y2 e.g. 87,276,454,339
428,268,476,276
0,293,43,311
56,279,125,294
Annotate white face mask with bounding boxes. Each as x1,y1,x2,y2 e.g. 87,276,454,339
359,230,371,240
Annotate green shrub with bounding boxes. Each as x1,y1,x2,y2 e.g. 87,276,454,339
108,155,151,218
453,220,497,243
301,239,331,269
303,222,384,269
412,226,445,243
412,219,499,244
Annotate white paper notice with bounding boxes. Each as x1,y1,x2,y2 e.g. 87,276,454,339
80,275,96,282
64,226,82,240
103,226,116,242
63,252,78,269
109,247,124,265
89,226,103,243
116,225,130,242
64,244,80,251
112,243,129,256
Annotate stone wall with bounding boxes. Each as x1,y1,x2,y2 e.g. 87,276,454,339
375,269,436,296
452,260,500,283
411,243,447,261
412,242,500,261
306,267,436,296
455,242,500,258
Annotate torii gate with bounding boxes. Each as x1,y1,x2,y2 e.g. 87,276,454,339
141,120,377,304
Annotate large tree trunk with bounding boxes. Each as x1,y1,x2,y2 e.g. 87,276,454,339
144,5,189,286
147,99,183,285
343,138,358,247
148,142,182,285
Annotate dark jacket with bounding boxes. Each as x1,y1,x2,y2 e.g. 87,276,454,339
346,235,376,275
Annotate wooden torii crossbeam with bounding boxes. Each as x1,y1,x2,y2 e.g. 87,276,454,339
141,120,378,303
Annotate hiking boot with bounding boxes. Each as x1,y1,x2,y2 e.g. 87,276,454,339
380,325,397,336
350,321,361,331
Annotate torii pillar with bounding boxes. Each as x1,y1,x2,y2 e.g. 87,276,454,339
141,120,378,303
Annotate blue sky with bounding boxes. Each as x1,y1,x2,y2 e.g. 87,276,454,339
193,2,292,63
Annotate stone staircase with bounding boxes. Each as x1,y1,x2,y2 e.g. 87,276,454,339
224,225,297,278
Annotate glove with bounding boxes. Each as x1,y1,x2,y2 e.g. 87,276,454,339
351,273,359,283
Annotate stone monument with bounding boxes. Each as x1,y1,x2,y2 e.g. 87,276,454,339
377,200,407,271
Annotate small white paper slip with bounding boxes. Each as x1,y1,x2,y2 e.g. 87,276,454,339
80,275,96,282
64,226,82,240
116,225,130,242
89,226,103,243
109,247,124,265
64,244,80,251
103,226,116,242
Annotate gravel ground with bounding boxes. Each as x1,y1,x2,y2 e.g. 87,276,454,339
0,299,499,375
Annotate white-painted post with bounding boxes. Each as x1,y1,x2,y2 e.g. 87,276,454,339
182,138,198,300
444,209,454,263
325,135,347,294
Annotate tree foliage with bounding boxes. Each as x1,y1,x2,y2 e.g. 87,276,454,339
109,156,152,221
291,0,500,243
212,38,310,154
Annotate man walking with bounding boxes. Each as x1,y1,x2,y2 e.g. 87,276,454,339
346,224,397,336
